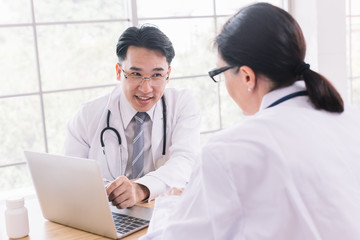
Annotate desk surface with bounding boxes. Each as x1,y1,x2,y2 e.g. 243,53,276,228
0,196,154,240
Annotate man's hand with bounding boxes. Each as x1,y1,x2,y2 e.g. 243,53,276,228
106,176,150,209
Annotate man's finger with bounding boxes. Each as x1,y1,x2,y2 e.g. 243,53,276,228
106,176,126,196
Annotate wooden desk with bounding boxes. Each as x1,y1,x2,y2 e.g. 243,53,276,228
0,196,154,240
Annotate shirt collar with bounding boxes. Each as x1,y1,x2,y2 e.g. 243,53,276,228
119,90,156,129
259,81,307,110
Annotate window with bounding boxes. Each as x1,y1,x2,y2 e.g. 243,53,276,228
346,0,360,104
0,0,284,197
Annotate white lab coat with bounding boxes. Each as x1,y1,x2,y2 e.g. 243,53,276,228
63,84,201,200
142,81,360,240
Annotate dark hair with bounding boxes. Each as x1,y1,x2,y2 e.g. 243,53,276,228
116,24,175,65
215,3,343,113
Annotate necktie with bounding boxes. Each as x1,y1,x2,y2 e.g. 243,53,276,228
132,112,148,179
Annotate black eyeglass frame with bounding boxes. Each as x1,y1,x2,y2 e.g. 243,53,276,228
208,65,236,83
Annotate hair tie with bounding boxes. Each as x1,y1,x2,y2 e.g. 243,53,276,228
295,62,310,76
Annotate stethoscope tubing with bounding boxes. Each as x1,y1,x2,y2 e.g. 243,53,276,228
266,91,308,109
100,95,167,179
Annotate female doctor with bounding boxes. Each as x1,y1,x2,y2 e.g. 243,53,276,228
142,3,360,240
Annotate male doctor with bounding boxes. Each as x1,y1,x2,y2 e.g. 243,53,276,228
63,25,201,208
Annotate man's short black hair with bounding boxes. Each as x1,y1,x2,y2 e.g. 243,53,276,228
116,24,175,65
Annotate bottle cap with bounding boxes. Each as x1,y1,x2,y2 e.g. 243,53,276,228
6,197,25,209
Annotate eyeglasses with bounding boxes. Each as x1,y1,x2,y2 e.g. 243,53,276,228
123,70,169,86
208,65,236,83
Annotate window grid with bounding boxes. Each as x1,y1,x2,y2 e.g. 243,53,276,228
212,0,223,132
346,0,360,103
30,0,48,154
347,0,353,101
0,0,232,169
0,0,132,168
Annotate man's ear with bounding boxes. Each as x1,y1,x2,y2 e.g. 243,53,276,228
166,66,171,82
238,66,256,92
115,63,122,81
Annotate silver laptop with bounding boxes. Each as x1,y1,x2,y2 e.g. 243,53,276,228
24,150,153,239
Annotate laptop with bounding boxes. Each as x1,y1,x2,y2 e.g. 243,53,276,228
24,150,153,239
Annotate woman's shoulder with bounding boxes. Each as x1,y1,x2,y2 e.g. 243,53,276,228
207,115,272,146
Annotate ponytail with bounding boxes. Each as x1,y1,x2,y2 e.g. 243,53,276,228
216,3,345,114
300,66,344,113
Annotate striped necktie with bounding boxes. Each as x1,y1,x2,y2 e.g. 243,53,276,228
132,112,148,179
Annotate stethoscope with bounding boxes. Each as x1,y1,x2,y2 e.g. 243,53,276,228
266,91,308,109
100,96,167,179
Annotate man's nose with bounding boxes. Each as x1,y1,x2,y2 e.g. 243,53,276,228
138,78,153,93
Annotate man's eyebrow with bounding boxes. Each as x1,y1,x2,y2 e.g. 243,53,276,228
129,67,166,72
129,66,142,71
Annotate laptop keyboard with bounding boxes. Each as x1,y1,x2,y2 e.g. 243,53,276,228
112,212,150,235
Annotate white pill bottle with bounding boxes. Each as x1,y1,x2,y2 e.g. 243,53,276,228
5,197,29,238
